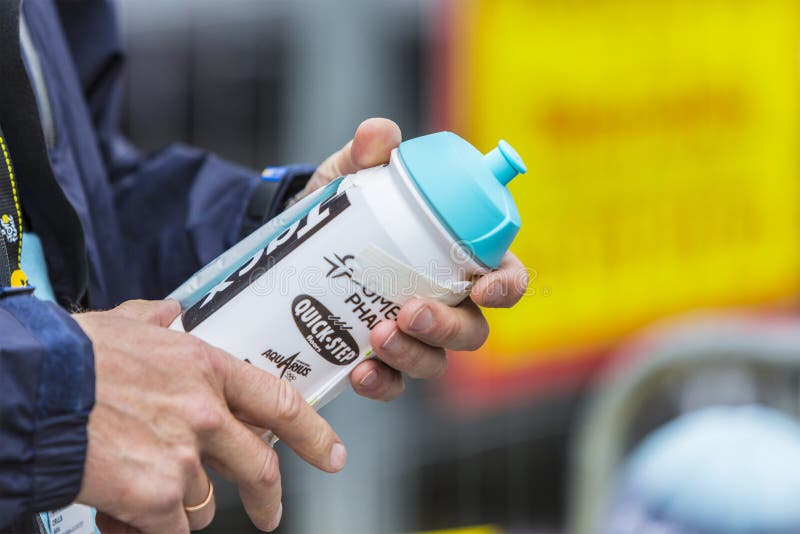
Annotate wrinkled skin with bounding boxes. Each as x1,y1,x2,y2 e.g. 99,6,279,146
72,118,528,533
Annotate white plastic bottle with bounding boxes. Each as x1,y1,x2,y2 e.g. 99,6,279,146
169,132,526,409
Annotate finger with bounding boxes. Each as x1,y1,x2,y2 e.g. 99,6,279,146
202,417,283,532
471,252,529,308
183,469,215,531
396,298,489,351
369,320,447,379
138,506,190,534
218,356,347,473
350,358,405,401
110,299,182,326
305,139,352,192
349,117,402,169
309,118,402,190
95,513,139,534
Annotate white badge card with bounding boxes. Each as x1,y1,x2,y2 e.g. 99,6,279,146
46,504,95,534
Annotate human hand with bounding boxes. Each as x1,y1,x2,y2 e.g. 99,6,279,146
352,252,528,400
297,117,403,199
307,118,530,401
73,299,346,533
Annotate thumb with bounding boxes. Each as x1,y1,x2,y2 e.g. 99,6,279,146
306,118,402,193
110,299,182,327
349,117,402,170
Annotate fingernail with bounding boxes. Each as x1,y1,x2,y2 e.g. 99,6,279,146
330,442,347,471
381,328,400,351
359,369,378,388
268,502,283,531
481,280,504,307
408,305,434,332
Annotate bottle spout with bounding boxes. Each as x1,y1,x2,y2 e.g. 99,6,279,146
484,140,526,186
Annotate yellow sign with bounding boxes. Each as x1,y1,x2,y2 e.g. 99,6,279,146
445,0,800,392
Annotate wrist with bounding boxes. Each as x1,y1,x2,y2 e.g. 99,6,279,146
239,164,315,239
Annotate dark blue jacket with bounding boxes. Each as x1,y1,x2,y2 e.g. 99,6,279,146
0,1,311,529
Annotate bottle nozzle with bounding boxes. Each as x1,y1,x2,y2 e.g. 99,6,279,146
485,140,526,186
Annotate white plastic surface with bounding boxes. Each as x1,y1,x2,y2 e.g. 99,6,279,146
169,151,484,411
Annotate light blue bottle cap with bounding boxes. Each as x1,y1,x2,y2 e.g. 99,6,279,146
398,132,525,268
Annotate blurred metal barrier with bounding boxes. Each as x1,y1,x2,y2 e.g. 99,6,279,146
568,314,800,534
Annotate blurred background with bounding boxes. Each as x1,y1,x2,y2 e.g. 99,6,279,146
117,1,800,532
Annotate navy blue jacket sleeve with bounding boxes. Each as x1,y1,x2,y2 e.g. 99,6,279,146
0,293,94,529
109,145,266,299
55,1,313,299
